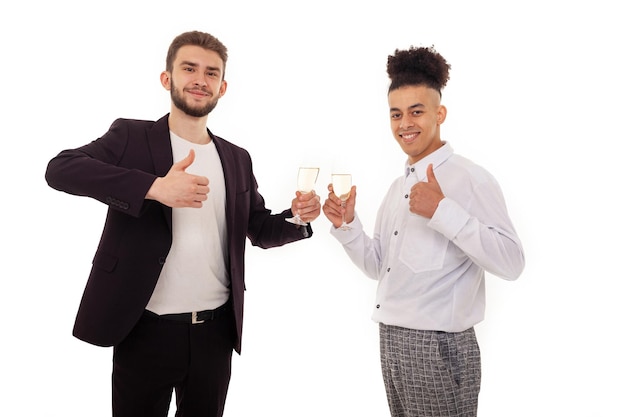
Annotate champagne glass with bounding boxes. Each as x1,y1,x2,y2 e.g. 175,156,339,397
285,167,320,225
331,173,352,230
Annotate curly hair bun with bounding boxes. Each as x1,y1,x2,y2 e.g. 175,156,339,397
387,46,450,93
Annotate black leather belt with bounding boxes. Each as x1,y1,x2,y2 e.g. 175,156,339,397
146,300,230,324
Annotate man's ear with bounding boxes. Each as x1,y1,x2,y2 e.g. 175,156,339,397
437,105,447,125
160,71,171,91
218,79,228,97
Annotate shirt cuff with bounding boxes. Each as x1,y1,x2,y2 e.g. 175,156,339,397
329,214,361,244
428,197,470,240
300,223,313,238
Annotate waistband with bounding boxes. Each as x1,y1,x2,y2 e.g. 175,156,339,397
145,299,231,324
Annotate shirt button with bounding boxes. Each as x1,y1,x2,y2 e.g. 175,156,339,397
410,167,415,172
394,230,398,235
387,267,391,272
376,304,380,309
404,194,409,199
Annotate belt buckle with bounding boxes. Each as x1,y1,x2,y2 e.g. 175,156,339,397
191,311,204,324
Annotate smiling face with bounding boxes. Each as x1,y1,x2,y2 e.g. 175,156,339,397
161,45,227,118
388,85,447,164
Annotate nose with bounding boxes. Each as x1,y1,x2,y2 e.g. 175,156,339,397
193,74,208,87
399,115,413,129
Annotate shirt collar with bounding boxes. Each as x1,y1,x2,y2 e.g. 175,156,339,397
405,142,454,180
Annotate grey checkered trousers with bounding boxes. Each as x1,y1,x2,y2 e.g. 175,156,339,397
379,324,481,417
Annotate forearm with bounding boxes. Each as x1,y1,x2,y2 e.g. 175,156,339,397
46,148,157,217
430,197,525,280
248,208,312,248
331,214,382,281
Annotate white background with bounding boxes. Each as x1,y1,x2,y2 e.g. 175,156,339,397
2,1,625,416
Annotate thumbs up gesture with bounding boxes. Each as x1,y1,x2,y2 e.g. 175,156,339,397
409,164,444,218
146,149,210,208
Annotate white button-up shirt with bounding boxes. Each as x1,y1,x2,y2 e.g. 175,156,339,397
331,143,525,332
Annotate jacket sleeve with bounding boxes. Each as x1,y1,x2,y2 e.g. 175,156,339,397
45,119,159,218
246,169,313,249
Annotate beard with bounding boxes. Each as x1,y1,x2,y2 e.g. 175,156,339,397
170,80,219,118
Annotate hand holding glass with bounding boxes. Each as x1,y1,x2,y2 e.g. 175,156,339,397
331,173,352,230
286,167,320,226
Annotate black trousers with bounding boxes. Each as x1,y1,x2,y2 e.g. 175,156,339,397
112,304,235,417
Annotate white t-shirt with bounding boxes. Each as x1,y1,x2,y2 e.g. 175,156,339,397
146,132,229,314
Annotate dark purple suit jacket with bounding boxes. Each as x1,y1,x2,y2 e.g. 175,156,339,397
45,115,311,353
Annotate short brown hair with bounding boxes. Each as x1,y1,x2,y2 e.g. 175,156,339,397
165,31,228,76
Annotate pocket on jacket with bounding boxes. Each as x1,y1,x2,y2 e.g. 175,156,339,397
92,251,118,273
398,214,448,273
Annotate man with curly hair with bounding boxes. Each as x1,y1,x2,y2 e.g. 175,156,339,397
46,31,321,416
323,46,525,416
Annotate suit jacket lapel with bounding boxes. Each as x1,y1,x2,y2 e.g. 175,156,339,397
212,134,237,237
148,114,174,231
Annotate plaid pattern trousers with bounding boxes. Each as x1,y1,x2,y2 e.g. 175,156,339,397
379,324,481,417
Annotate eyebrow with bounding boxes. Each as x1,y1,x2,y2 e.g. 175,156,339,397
390,103,425,113
179,60,222,73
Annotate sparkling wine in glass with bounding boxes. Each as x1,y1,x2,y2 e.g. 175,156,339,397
331,173,352,230
285,167,320,226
